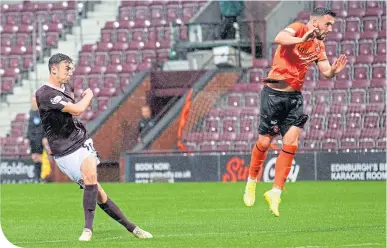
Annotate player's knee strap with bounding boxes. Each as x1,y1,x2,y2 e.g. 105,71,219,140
255,142,268,152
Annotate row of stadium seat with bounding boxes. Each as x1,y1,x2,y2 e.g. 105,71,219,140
0,0,208,158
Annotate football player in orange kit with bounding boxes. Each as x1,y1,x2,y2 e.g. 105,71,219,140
243,7,347,216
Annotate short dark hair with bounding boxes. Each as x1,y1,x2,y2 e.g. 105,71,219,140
311,7,336,18
48,53,73,73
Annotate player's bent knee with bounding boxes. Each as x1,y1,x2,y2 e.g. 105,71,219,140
81,156,98,184
258,135,272,150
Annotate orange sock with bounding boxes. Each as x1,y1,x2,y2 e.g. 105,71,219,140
273,144,298,189
248,142,268,181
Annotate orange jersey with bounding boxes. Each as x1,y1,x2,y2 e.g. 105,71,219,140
266,22,328,91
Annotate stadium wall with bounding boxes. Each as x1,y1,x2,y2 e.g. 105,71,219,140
90,72,150,161
120,152,387,183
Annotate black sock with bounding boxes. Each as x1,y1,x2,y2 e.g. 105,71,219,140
83,184,98,231
98,197,137,232
35,162,41,182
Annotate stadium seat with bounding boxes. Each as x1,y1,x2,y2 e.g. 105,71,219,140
372,64,386,79
353,64,370,80
345,18,361,32
358,40,374,56
363,113,380,128
368,88,385,103
341,41,356,56
346,114,362,129
331,90,348,104
244,94,259,108
325,41,339,57
227,94,242,107
222,119,237,133
349,89,367,104
205,119,219,133
321,139,339,151
326,115,344,130
240,119,254,133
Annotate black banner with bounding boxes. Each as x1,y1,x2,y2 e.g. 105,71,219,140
123,152,386,183
126,155,218,183
0,159,38,184
317,152,387,181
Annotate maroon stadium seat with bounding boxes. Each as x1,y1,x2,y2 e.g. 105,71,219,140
355,55,374,65
341,41,356,56
166,4,179,21
346,114,362,129
336,65,352,80
78,53,93,67
326,115,344,130
222,119,237,133
331,90,348,104
227,94,242,107
331,0,346,11
349,89,367,104
376,138,386,149
368,88,385,103
314,90,331,104
345,18,361,32
249,69,264,83
353,64,370,80
372,64,386,79
240,108,259,119
117,29,129,42
366,0,379,8
342,128,361,139
321,139,339,151
325,41,339,57
205,119,219,133
363,113,380,128
309,116,325,131
348,8,366,18
244,94,259,108
240,119,254,133
363,16,379,32
360,128,380,139
358,40,374,56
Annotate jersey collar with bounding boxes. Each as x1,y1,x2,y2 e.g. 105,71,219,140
45,83,65,93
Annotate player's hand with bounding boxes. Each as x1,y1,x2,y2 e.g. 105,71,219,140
302,28,317,42
81,88,94,98
331,54,347,74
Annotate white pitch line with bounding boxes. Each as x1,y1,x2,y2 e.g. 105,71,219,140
13,229,385,247
284,243,383,248
14,236,123,245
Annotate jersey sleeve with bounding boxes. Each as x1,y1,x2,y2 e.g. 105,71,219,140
283,22,304,37
317,43,328,62
37,90,69,111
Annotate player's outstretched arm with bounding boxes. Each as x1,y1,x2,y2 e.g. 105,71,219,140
62,88,94,116
274,28,317,45
317,54,347,79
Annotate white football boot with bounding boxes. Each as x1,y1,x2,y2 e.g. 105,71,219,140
132,227,153,239
79,228,92,241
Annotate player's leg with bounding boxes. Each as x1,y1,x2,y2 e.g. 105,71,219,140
243,85,282,207
96,183,153,238
243,134,272,207
78,155,98,241
264,92,307,217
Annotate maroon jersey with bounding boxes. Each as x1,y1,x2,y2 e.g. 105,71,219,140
35,83,88,157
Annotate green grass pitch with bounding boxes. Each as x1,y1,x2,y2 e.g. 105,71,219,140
1,182,385,248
